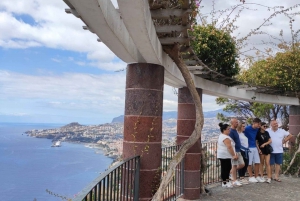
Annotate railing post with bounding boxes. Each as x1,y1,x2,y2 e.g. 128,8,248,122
134,157,140,201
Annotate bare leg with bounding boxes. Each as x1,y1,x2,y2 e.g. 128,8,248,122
275,164,281,179
237,163,245,170
271,165,275,178
265,154,271,179
232,165,237,181
247,165,253,177
255,163,260,178
259,155,265,177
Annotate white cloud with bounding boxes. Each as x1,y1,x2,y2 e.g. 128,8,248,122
51,58,61,63
0,70,222,120
0,0,117,71
199,0,300,61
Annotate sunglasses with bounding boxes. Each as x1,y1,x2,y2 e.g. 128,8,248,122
262,126,268,128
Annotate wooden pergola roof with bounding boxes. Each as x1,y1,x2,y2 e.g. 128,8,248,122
149,0,296,98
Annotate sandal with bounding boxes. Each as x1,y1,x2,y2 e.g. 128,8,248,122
274,178,282,182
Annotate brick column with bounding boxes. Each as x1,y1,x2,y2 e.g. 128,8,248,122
177,87,202,200
123,63,164,200
289,105,300,144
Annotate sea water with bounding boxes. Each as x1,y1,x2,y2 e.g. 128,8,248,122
0,122,113,201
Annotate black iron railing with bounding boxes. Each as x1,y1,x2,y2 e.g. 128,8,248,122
73,156,140,201
161,145,184,201
202,141,221,185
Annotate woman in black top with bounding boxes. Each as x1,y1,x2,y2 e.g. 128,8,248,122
256,122,272,183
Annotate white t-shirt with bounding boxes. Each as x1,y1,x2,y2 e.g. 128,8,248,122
217,134,235,159
238,132,249,150
267,128,289,153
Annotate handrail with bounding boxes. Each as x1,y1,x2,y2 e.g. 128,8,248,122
74,155,140,201
161,145,184,201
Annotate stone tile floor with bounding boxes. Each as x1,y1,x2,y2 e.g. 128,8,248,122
200,176,300,201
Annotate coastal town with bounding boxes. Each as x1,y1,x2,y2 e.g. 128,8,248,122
25,117,221,160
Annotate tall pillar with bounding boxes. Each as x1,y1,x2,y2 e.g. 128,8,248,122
177,87,202,200
289,105,300,144
123,63,164,200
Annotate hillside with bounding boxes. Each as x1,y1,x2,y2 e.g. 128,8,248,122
111,108,231,123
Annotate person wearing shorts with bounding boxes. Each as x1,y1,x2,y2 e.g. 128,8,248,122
256,122,272,183
229,118,244,186
267,120,293,182
244,118,265,183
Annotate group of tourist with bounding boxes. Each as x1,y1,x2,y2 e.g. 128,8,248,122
217,118,293,187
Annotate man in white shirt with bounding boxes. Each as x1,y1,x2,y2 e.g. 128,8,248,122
267,120,293,182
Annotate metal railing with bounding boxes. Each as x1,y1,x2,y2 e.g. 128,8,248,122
74,156,140,201
161,145,184,201
202,141,221,185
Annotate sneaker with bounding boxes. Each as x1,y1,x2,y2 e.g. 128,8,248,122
266,178,271,184
240,178,249,185
256,177,265,183
248,177,258,183
232,180,243,187
226,182,233,188
222,182,233,188
229,174,233,180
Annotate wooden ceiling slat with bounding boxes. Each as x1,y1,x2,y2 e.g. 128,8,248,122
191,70,210,75
155,25,189,33
182,54,195,59
159,37,189,44
185,60,198,65
187,66,204,70
151,9,192,19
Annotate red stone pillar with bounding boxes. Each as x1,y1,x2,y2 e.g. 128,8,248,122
177,87,202,200
123,63,164,201
289,105,300,143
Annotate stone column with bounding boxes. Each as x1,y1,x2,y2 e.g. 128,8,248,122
177,87,202,200
289,105,300,143
123,63,164,200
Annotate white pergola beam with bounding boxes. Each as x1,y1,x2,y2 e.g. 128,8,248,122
63,0,144,63
63,0,300,106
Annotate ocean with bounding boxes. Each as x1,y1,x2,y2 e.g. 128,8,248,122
0,122,113,201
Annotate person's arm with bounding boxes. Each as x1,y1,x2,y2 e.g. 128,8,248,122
261,132,272,147
256,140,262,154
244,127,249,138
283,133,293,144
223,138,238,160
262,138,272,146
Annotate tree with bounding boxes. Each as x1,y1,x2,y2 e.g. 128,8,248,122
216,97,289,128
238,46,300,98
190,25,240,77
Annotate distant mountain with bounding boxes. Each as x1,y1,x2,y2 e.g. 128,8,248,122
61,122,82,128
111,115,124,123
111,109,232,123
204,109,233,118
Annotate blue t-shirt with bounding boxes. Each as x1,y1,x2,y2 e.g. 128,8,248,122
229,128,241,152
244,125,259,148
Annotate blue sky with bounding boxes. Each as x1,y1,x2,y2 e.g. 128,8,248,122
0,0,223,124
1,0,298,125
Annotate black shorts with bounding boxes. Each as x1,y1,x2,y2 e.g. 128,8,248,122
260,146,270,155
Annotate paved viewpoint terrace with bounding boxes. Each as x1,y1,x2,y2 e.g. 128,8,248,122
200,176,300,201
